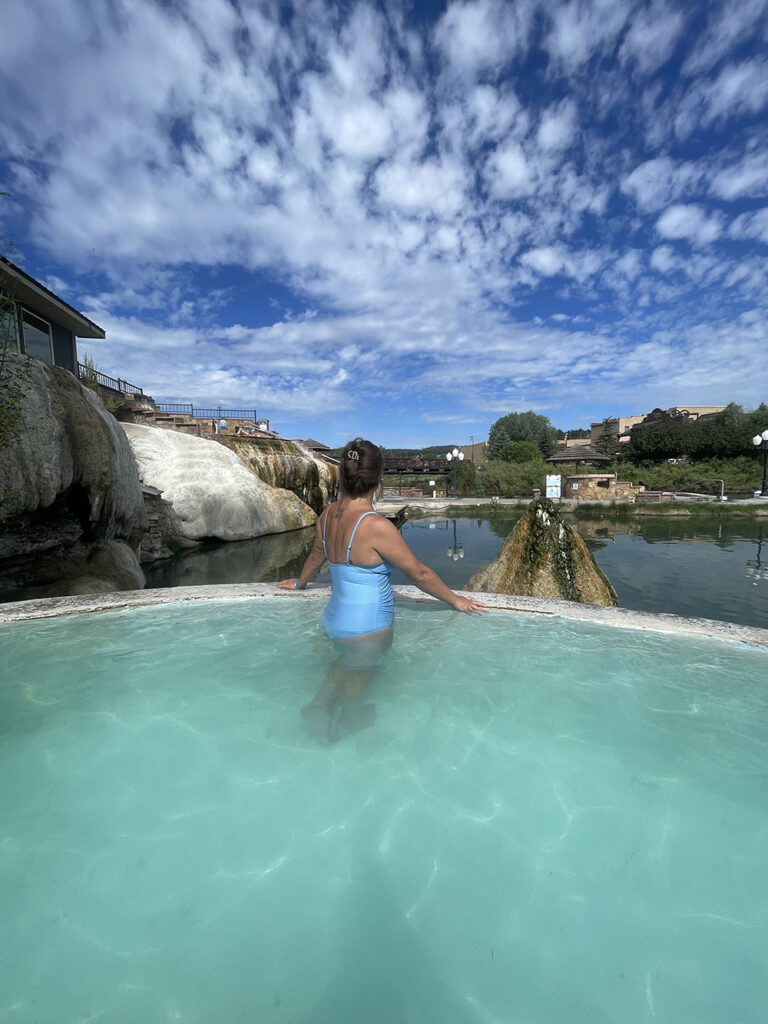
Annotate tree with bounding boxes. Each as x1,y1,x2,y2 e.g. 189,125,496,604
592,417,622,460
499,440,543,463
556,426,590,439
626,403,763,463
488,410,558,459
455,460,477,496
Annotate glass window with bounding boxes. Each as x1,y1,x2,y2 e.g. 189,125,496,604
21,308,53,364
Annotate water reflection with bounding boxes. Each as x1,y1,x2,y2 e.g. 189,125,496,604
144,526,324,589
745,527,768,583
143,515,768,629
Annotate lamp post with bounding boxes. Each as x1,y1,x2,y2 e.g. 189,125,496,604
447,518,464,562
445,447,464,498
752,429,768,497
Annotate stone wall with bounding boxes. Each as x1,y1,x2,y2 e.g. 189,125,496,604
563,475,642,501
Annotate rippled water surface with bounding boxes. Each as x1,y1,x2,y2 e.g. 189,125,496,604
1,599,767,1023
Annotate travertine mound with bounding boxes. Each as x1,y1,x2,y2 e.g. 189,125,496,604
219,436,337,515
121,423,316,540
466,498,619,606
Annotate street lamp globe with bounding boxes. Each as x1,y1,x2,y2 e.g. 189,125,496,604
753,428,768,497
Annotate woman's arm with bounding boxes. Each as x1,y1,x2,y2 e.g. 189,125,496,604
276,513,327,589
369,517,487,614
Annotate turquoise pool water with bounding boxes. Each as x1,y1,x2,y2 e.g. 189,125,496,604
1,599,767,1023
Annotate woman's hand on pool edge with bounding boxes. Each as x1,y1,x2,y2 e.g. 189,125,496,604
452,595,488,614
276,577,303,590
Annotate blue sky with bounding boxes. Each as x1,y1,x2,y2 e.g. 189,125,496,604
1,0,767,447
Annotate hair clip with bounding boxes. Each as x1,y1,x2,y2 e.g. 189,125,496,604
347,449,359,460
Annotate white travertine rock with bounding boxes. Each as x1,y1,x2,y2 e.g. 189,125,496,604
121,423,316,540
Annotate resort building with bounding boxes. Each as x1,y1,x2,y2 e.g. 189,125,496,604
590,406,726,445
0,257,105,374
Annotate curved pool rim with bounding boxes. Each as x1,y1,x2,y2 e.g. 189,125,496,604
2,583,767,648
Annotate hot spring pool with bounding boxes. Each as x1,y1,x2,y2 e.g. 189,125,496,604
1,591,767,1024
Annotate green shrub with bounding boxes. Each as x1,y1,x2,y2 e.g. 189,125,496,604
478,459,546,498
499,440,543,463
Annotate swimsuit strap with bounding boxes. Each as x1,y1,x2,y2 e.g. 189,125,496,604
346,510,376,565
321,506,331,559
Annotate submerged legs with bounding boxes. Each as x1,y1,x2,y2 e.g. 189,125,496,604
302,625,393,743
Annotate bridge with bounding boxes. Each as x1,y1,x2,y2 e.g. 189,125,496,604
382,456,449,474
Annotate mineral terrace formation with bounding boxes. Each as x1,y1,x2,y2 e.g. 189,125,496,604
466,497,619,606
121,423,317,541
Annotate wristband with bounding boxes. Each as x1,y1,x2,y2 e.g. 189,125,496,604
295,579,305,589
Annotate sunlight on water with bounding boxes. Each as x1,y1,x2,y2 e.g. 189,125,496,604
1,600,767,1024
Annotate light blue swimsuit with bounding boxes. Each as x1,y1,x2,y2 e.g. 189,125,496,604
321,510,394,640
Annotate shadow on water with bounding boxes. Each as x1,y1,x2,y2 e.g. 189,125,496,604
295,854,478,1024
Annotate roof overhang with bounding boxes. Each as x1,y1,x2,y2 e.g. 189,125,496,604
0,257,105,339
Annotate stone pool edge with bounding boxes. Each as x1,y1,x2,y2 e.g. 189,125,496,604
1,583,766,649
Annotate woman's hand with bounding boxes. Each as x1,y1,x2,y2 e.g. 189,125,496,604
276,578,302,590
452,595,489,614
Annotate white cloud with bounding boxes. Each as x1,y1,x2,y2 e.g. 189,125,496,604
619,0,687,75
731,209,768,245
521,246,568,276
704,58,768,124
709,151,768,200
486,142,536,198
621,157,698,212
435,0,536,78
545,0,633,69
655,204,723,245
650,245,679,273
682,0,768,77
537,99,578,151
375,158,467,217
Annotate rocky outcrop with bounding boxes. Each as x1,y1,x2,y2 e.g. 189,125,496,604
138,486,198,563
218,436,337,515
466,497,619,606
0,353,145,597
121,423,317,541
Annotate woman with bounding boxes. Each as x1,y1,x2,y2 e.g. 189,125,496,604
277,438,486,739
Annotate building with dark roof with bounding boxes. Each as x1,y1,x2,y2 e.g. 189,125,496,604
0,257,105,374
545,445,611,467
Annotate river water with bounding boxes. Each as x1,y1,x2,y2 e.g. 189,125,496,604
144,515,768,630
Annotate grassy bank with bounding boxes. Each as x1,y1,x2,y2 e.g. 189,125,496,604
425,501,768,520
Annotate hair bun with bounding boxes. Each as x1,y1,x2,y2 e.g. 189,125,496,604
339,437,383,496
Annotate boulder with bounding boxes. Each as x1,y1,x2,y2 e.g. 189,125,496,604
466,497,619,606
0,353,145,596
121,423,317,540
0,539,145,602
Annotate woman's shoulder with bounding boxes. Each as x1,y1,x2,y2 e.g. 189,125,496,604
367,511,399,536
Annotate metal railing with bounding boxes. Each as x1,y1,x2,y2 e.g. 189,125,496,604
78,363,143,395
155,404,257,422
